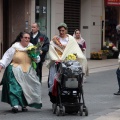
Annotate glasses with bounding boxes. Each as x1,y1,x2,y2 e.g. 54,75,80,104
23,37,30,39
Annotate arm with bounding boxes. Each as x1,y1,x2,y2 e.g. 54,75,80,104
0,47,15,69
82,42,86,51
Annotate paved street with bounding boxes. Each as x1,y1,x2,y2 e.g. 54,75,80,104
0,59,120,120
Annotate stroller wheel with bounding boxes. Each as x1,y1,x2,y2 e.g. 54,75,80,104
79,105,83,116
79,110,83,116
56,106,60,116
52,104,57,114
84,107,88,116
61,106,65,116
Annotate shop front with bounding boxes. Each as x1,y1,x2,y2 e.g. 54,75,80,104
104,0,120,46
104,0,120,58
99,0,120,58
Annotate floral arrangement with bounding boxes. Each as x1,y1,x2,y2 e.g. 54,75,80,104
27,45,40,69
91,52,102,60
91,50,108,60
99,50,109,56
65,53,77,61
91,49,114,60
103,41,118,51
36,37,44,51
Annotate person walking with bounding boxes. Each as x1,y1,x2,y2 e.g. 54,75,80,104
114,54,120,95
114,25,120,95
73,29,86,56
30,23,49,82
0,32,42,113
48,23,88,103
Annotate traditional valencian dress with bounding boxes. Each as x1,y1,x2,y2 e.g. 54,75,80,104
0,42,42,109
48,34,88,93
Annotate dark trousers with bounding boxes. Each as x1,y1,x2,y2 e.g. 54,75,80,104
36,62,43,83
116,68,120,91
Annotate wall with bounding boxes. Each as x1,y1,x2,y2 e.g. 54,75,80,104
8,0,32,44
91,0,103,53
30,0,35,29
9,0,25,44
81,0,91,58
0,0,3,58
81,0,103,58
51,0,64,39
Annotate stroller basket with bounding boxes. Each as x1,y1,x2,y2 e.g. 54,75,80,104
57,60,84,89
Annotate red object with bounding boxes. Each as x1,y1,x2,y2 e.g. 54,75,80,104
52,79,58,96
105,0,120,6
39,37,44,42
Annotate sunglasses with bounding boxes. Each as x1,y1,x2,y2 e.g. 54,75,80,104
23,37,30,39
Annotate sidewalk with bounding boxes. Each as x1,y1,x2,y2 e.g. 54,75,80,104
42,58,118,77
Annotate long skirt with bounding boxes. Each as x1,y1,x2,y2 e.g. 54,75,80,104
1,65,42,109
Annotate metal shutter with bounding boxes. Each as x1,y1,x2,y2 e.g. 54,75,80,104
64,0,81,35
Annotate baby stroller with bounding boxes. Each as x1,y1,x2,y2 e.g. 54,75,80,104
51,60,88,116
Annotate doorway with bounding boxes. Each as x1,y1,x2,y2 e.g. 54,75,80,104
3,0,9,53
105,6,119,46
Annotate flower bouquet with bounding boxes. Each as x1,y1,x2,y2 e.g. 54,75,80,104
36,37,44,52
65,53,77,61
27,45,40,69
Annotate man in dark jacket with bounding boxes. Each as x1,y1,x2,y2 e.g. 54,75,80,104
30,23,49,82
116,24,120,52
114,24,120,95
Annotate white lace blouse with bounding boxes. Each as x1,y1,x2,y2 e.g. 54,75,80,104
0,42,40,68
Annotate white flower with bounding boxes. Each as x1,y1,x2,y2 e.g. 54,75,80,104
112,46,118,51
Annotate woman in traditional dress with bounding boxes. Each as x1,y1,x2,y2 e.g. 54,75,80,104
73,29,86,56
0,32,42,113
48,23,88,103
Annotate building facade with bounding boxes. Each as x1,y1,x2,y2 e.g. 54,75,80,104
0,0,120,59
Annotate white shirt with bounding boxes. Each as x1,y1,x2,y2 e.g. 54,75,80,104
59,37,69,46
0,42,40,68
33,32,38,38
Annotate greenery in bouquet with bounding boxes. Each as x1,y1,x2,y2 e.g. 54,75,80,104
66,53,77,61
27,45,40,69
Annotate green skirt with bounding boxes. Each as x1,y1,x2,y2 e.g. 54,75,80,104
1,65,42,109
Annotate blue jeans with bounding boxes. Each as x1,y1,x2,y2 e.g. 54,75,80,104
116,68,120,91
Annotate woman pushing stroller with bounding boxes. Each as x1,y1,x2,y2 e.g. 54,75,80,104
48,23,88,104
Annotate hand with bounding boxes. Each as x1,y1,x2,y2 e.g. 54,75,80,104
0,65,3,72
32,58,37,62
40,50,43,54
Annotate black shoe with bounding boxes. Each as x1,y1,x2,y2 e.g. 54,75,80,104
12,107,18,113
114,91,120,95
22,107,28,112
